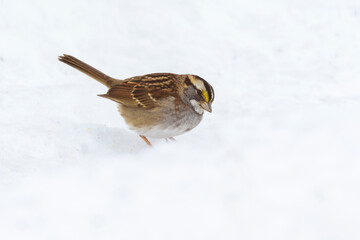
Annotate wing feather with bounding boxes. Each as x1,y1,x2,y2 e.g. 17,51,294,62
98,74,177,109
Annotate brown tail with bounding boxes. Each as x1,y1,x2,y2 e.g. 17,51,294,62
58,54,115,88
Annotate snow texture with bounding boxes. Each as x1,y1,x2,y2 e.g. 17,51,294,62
1,0,360,239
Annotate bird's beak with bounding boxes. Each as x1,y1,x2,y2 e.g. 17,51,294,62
200,101,212,113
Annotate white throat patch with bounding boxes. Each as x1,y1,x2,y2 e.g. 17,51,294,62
190,99,204,114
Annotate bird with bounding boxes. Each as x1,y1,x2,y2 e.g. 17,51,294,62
58,54,214,146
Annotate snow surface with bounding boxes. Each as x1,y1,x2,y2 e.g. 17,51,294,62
1,0,360,239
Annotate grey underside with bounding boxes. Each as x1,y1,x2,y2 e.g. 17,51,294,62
117,97,203,138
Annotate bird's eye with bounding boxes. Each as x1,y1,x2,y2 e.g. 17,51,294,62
197,89,202,96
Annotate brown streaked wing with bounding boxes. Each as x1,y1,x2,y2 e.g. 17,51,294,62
140,74,177,105
98,81,138,106
98,74,176,109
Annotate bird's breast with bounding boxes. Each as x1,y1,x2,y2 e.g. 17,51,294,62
117,101,203,138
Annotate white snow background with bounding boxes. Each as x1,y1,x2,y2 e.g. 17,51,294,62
1,0,360,239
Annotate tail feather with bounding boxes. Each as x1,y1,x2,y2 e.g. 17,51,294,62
58,54,115,88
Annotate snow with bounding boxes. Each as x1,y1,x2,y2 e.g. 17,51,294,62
1,0,360,239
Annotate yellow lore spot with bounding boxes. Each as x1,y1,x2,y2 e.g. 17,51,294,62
202,90,209,102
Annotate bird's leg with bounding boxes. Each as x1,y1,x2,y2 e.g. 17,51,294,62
169,137,176,142
139,135,152,147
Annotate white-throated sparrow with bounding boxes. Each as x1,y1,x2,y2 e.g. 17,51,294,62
58,54,214,146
